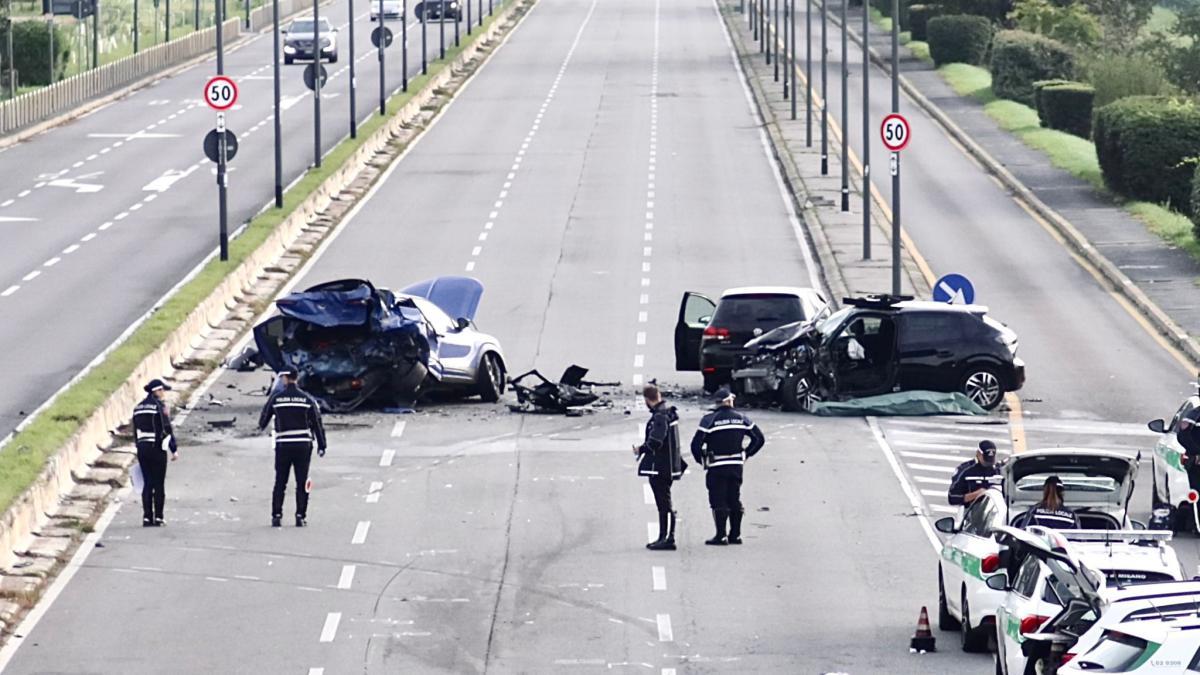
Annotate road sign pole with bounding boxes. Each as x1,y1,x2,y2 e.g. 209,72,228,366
453,0,458,46
783,0,789,98
217,112,229,261
789,0,796,116
438,3,444,60
214,0,222,72
92,0,98,67
133,0,138,52
348,0,356,139
272,0,282,207
819,0,826,175
401,0,407,92
861,0,869,258
891,0,900,294
839,0,848,212
421,3,426,74
466,0,470,34
804,0,810,142
313,0,321,168
7,0,15,99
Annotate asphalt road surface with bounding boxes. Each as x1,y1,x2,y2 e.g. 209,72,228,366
5,1,1200,674
0,0,471,441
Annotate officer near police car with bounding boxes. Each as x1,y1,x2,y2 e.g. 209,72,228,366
690,387,765,546
258,368,327,527
132,378,179,527
947,440,1001,506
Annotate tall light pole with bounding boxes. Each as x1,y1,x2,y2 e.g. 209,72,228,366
133,0,139,52
421,1,426,73
272,0,281,207
839,0,848,212
861,0,870,257
313,0,322,168
348,0,356,139
401,0,407,91
891,0,901,294
453,0,458,46
438,1,443,59
804,0,810,140
92,0,98,67
820,0,827,174
215,0,228,261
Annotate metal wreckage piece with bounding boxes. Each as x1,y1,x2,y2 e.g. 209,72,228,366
508,365,619,414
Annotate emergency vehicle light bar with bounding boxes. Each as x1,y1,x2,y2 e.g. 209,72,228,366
1059,530,1174,543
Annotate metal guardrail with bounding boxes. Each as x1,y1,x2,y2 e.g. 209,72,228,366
0,18,242,135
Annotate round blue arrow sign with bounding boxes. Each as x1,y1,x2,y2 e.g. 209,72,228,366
933,273,975,305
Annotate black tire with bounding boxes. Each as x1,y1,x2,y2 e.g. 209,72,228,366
961,590,990,653
702,373,720,394
780,373,814,412
284,55,294,65
938,567,961,631
961,364,1004,410
476,352,504,402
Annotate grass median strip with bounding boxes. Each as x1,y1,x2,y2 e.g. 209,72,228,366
0,10,510,514
937,63,1198,261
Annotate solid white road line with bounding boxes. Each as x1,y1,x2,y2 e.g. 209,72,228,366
867,417,941,553
352,521,371,545
656,614,673,642
319,612,342,642
392,420,407,438
914,475,951,485
907,463,958,473
337,565,356,590
643,483,654,505
652,566,666,591
894,440,978,451
380,449,396,467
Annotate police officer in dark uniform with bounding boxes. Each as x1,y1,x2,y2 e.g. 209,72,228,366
1017,476,1080,529
132,378,179,527
258,369,327,527
1177,406,1200,492
947,440,1000,506
690,387,765,546
634,383,685,551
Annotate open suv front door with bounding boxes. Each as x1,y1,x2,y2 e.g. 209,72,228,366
819,312,899,399
674,292,715,371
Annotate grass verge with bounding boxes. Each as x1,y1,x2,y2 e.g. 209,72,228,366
937,62,1198,260
0,9,507,514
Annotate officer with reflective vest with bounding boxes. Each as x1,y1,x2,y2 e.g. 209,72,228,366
634,383,686,551
690,387,765,546
258,368,327,527
947,440,1000,506
132,378,179,527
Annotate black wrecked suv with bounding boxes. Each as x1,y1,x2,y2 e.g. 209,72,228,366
673,286,831,391
722,295,1025,411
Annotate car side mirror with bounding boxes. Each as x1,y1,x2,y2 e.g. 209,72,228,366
1148,419,1166,434
986,574,1008,591
935,516,957,534
455,317,470,331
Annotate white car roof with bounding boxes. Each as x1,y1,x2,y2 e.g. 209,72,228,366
1074,543,1181,578
720,286,818,298
1012,447,1138,461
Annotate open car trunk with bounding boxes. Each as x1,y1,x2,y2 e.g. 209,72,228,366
1004,450,1139,525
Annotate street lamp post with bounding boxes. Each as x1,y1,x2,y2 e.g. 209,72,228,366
804,0,810,141
820,0,827,174
421,2,427,73
272,0,281,207
839,0,848,212
401,0,407,91
438,2,444,60
47,16,54,84
348,0,356,139
133,0,139,52
891,0,901,294
861,0,870,257
313,0,322,168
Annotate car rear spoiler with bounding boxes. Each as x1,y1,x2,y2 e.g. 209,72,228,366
1058,530,1173,544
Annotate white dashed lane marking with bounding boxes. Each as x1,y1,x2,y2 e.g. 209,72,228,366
656,614,673,642
652,566,666,591
352,521,371,545
380,449,396,467
391,421,407,438
319,612,342,642
366,481,383,503
337,565,356,590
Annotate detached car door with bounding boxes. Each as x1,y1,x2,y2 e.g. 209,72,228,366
674,292,716,371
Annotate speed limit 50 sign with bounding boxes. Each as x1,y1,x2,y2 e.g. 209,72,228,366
881,113,910,152
204,76,238,111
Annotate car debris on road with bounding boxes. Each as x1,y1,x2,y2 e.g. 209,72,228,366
508,365,619,415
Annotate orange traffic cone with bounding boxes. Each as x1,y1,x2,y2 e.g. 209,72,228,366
909,606,936,653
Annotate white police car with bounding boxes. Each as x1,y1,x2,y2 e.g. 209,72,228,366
1148,393,1200,532
936,448,1140,653
1056,581,1200,673
994,528,1183,675
1060,614,1200,673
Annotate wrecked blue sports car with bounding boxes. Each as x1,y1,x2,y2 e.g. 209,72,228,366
253,276,507,412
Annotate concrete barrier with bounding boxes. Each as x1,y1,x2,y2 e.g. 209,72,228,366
0,0,523,571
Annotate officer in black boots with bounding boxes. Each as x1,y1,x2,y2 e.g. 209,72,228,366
258,369,327,527
690,387,765,546
634,383,685,551
132,379,179,527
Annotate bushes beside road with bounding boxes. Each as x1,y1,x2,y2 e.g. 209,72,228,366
1093,96,1200,219
927,14,993,65
12,21,71,86
988,30,1074,106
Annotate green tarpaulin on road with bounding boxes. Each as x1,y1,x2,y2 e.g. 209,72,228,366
808,391,988,417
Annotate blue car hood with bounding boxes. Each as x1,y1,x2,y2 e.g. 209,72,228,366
400,276,484,322
274,281,376,328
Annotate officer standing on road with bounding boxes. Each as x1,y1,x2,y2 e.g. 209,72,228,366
690,387,765,546
634,383,685,551
132,379,179,527
947,440,1000,506
258,368,327,528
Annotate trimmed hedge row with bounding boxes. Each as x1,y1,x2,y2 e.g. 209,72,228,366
989,30,1075,107
12,21,71,86
907,4,941,40
1094,96,1200,217
1038,82,1094,138
927,15,993,66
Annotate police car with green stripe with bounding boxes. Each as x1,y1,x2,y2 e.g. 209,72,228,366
1148,393,1200,532
935,449,1141,653
993,527,1182,675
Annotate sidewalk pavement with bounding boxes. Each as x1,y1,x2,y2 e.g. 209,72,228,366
719,2,933,302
